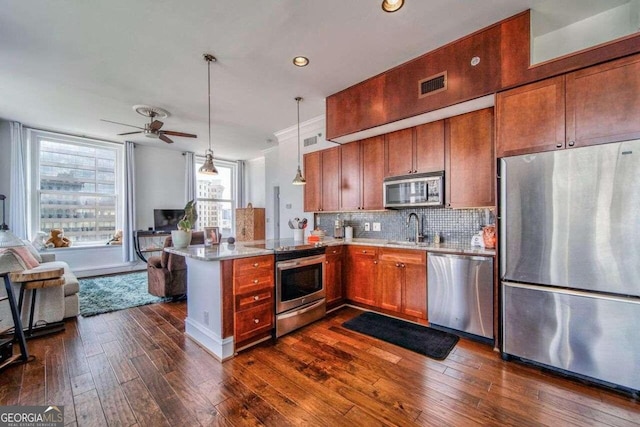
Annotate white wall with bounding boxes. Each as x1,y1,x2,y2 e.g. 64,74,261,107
245,157,266,208
265,115,334,240
134,145,186,231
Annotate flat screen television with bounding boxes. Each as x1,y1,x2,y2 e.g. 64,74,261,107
153,209,184,231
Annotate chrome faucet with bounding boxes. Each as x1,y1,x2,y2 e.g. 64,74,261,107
406,212,422,244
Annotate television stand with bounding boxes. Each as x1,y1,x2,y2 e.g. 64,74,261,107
133,230,171,263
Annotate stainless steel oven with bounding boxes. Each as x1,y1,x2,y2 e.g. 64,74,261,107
275,246,326,337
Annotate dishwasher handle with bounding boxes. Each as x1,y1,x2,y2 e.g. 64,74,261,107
427,253,492,262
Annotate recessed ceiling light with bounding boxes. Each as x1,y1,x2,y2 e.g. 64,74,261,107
382,0,404,13
293,56,309,67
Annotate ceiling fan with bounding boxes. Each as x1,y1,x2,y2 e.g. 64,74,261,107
101,105,196,144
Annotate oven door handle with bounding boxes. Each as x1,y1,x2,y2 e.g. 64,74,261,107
277,255,325,270
277,299,325,320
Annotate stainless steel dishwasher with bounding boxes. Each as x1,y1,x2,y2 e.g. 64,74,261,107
427,253,494,339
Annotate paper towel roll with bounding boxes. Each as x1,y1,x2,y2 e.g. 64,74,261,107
344,226,353,239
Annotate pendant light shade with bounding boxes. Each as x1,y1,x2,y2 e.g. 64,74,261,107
292,96,306,185
382,0,404,12
199,53,218,175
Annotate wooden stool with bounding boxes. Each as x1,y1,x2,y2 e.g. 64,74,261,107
9,267,66,338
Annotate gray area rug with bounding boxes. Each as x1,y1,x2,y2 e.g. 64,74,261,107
79,271,168,317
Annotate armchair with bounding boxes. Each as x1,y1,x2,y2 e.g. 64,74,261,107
147,231,205,298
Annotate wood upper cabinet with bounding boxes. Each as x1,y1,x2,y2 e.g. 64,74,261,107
345,246,378,307
303,147,340,212
497,52,640,158
385,128,414,177
446,108,495,208
303,151,321,212
496,75,565,157
415,121,445,173
378,248,427,319
340,136,385,211
324,246,343,307
566,53,640,148
326,74,386,140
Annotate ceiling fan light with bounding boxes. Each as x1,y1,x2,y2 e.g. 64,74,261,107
382,0,404,12
199,151,218,175
292,166,306,185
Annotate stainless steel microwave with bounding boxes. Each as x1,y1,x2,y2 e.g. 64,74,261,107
383,171,445,208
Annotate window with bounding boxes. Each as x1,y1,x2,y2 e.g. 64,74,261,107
195,158,238,237
29,130,123,246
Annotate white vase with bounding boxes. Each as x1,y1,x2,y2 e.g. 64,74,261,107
171,230,192,248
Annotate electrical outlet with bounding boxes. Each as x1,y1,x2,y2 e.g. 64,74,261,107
203,311,209,325
373,222,381,232
364,222,371,232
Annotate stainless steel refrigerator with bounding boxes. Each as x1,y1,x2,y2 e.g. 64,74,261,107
500,139,640,394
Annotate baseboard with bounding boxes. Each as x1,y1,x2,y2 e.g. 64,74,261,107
74,263,146,278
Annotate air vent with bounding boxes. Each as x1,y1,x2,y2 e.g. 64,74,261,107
303,136,318,147
418,71,447,98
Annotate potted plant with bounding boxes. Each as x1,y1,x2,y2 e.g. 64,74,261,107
171,200,197,248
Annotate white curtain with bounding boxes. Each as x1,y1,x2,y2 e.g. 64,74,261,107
9,122,27,238
123,141,137,263
185,152,196,203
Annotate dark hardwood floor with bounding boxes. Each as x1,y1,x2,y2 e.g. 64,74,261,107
1,302,638,426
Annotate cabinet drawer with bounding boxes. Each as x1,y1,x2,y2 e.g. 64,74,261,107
234,270,273,294
326,245,343,256
236,288,273,311
235,303,273,343
234,255,274,276
379,248,426,264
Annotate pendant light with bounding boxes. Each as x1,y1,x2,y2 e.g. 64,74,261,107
292,96,306,185
199,53,218,175
382,0,404,12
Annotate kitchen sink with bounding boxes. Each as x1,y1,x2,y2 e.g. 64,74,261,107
386,240,428,247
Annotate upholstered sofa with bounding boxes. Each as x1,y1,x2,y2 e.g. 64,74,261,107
0,247,79,332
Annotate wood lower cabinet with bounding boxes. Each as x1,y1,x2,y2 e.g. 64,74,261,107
378,248,427,319
345,246,378,307
324,246,343,308
233,255,274,349
446,107,495,208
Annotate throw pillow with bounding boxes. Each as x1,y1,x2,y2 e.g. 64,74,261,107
0,247,40,273
21,240,43,263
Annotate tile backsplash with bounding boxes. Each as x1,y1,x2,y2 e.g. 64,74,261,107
316,208,494,244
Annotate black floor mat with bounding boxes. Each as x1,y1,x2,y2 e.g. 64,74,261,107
342,311,459,360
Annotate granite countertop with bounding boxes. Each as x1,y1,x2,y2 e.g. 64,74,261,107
166,238,495,261
165,242,273,261
321,237,496,256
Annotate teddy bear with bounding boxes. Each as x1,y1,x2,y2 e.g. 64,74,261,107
45,229,72,248
108,229,123,245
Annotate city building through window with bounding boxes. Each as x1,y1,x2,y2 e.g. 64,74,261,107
29,130,122,246
195,158,237,238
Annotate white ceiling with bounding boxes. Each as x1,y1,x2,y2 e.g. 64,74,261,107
0,0,594,160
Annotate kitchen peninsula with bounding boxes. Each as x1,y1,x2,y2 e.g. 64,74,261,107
166,238,495,361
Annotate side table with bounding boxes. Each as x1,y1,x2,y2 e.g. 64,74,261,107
0,273,29,371
9,267,66,338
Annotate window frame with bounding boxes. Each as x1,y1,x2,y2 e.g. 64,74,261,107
27,129,124,248
194,157,239,237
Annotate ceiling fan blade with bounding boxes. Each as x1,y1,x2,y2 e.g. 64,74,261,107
149,120,164,131
161,130,197,138
100,119,145,129
117,131,143,136
159,134,174,144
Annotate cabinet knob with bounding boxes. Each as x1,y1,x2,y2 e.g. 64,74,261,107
568,140,575,147
254,318,260,324
408,170,412,174
401,263,405,268
556,143,563,148
253,295,259,301
253,263,259,267
395,263,400,267
413,170,417,173
373,260,378,264
253,279,259,284
325,261,329,264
